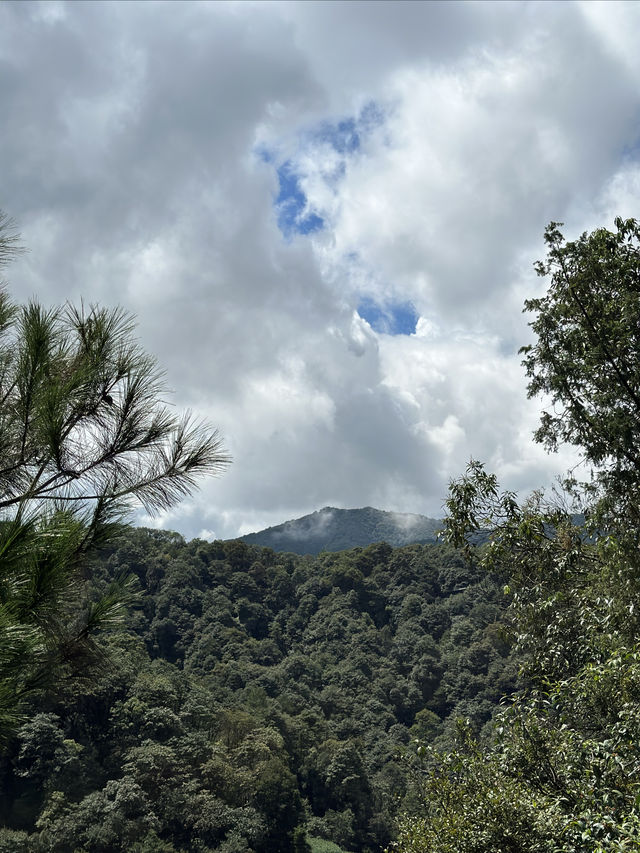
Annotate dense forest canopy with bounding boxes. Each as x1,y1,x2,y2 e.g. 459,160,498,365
0,531,512,852
2,216,640,852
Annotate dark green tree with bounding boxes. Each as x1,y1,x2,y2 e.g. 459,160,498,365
393,464,640,852
521,217,640,519
392,219,640,851
0,214,229,740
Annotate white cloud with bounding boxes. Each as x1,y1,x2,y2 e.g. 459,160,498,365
0,1,637,539
301,12,640,325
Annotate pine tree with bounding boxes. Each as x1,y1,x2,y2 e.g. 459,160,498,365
0,212,229,740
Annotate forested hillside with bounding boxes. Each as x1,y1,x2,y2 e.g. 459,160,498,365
238,507,441,555
0,531,515,852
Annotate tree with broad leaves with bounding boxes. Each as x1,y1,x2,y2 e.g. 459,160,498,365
391,219,640,852
521,216,640,522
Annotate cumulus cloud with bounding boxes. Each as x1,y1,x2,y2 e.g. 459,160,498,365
1,1,638,539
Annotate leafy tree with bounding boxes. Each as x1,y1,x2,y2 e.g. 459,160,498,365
0,214,229,740
392,219,640,851
521,216,640,519
391,462,640,851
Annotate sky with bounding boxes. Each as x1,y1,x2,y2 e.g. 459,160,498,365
2,0,640,540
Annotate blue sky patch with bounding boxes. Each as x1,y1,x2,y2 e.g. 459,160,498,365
311,101,383,154
358,298,419,335
315,116,361,154
263,100,386,239
275,160,324,237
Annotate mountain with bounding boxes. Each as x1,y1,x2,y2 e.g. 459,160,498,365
237,505,442,554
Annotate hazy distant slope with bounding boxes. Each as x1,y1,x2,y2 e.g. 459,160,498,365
238,506,441,554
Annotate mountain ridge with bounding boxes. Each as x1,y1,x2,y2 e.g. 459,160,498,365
236,505,442,554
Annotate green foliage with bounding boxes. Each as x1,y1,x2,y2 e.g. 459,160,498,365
393,218,640,852
521,217,640,518
0,214,229,741
0,530,514,851
394,454,640,851
308,839,347,853
394,652,640,852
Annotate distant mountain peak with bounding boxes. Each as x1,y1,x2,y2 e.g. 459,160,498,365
236,506,441,555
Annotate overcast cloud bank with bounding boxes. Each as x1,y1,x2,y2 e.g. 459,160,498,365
1,1,639,539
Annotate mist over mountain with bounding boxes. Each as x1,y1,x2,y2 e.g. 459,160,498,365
238,506,441,554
